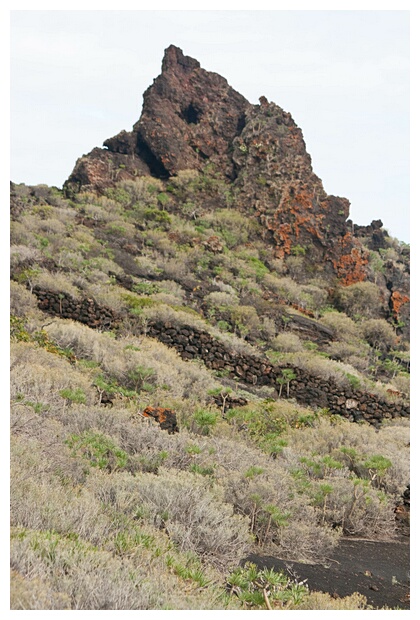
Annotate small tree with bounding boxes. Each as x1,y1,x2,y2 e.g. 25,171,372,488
363,455,393,489
276,369,296,398
208,386,232,416
126,365,155,393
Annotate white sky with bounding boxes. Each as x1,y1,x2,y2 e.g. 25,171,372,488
9,9,410,243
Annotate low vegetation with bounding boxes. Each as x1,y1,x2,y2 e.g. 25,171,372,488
10,177,409,609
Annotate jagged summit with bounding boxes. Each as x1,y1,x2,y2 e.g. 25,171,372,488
65,44,250,190
161,44,201,72
63,46,399,290
134,45,249,178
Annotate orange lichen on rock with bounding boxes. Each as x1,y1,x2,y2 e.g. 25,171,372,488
142,406,179,434
334,248,368,285
390,291,410,320
271,222,293,257
331,232,369,285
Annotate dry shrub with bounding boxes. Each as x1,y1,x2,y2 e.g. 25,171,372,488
263,275,301,303
10,281,39,317
284,350,366,389
10,244,42,270
321,477,396,537
260,316,277,340
392,373,410,396
11,569,72,610
267,257,287,276
299,591,368,610
229,305,261,336
158,279,186,299
275,504,340,561
134,255,165,278
158,255,191,281
224,469,338,563
142,230,178,257
37,217,67,236
325,340,371,373
278,416,409,539
205,290,239,307
171,168,200,187
284,417,409,498
10,341,97,409
32,269,82,299
121,176,165,202
10,435,114,543
77,281,127,312
45,320,217,399
336,281,383,319
361,318,397,351
89,468,251,567
271,332,304,353
319,310,360,342
10,529,166,610
151,292,182,306
80,201,122,223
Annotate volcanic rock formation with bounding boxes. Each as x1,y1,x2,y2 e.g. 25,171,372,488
65,45,249,192
65,45,398,284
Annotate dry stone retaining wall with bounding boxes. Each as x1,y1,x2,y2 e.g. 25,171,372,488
32,288,409,426
32,286,119,329
147,321,409,425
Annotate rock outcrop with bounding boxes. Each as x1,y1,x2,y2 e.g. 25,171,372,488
65,45,249,194
142,406,179,434
64,45,399,285
231,98,369,281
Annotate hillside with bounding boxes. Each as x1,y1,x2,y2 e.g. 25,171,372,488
10,46,409,610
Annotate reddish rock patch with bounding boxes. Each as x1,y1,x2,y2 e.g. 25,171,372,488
142,406,179,434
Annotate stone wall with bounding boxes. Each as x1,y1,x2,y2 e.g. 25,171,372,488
33,286,119,330
147,320,409,426
32,288,409,426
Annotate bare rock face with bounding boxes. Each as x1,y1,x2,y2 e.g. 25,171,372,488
134,45,250,178
231,98,369,281
65,45,249,194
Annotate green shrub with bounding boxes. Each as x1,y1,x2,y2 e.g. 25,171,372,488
193,409,218,436
65,431,128,472
227,562,308,609
60,387,86,405
143,208,171,224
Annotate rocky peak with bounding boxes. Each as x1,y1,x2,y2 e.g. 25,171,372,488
64,45,396,285
161,44,200,73
65,45,249,193
134,45,250,178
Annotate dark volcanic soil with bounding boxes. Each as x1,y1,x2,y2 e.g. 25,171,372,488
245,538,410,610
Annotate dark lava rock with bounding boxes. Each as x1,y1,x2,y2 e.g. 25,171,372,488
142,406,179,434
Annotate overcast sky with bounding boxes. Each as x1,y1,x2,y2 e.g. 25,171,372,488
10,10,410,242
